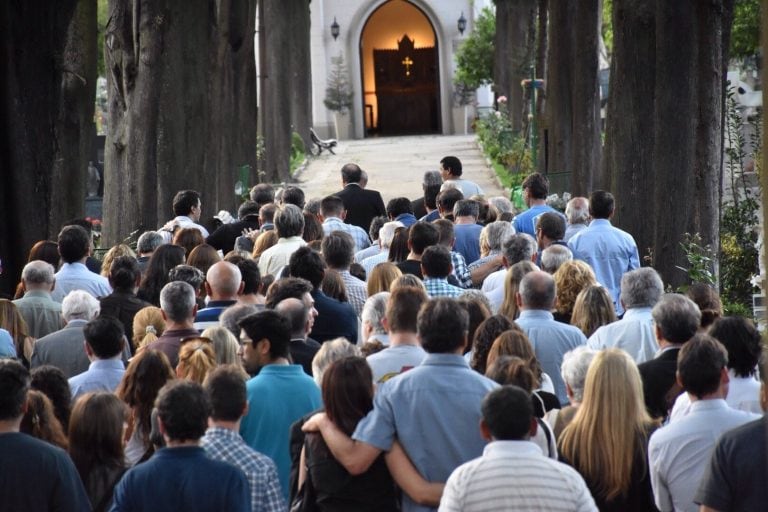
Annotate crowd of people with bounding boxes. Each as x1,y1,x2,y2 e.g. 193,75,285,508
0,158,765,511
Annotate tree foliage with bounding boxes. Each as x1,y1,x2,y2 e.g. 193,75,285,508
455,7,495,90
323,54,353,113
730,0,760,58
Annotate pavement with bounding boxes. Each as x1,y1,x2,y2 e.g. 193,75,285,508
293,134,508,204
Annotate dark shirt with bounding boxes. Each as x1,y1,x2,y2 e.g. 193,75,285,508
638,348,681,420
137,256,151,274
145,328,200,368
334,184,387,233
411,197,427,219
206,217,261,254
100,291,150,350
396,259,423,279
290,337,321,376
309,290,358,344
86,256,102,274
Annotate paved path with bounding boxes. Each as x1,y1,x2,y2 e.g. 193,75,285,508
294,134,507,204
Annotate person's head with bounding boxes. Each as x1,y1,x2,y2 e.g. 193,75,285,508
281,186,306,210
219,304,259,338
204,365,248,422
553,260,597,316
311,338,361,386
565,197,590,226
62,290,100,322
407,221,439,256
259,203,277,226
238,310,292,374
140,244,186,304
487,197,514,223
436,188,464,218
386,197,413,220
387,286,428,335
275,297,312,339
168,264,205,296
321,270,347,302
302,212,324,243
237,200,260,221
499,261,538,320
250,183,275,206
368,216,388,243
418,298,468,354
390,273,426,292
233,259,261,298
432,218,455,249
57,225,90,263
620,267,664,309
137,231,164,257
349,263,366,282
321,231,355,270
264,277,314,311
502,233,537,266
422,172,442,209
480,385,535,441
453,199,479,220
457,292,492,348
69,393,128,475
21,260,56,291
83,315,124,360
570,285,617,338
340,163,363,184
176,337,217,384
20,389,68,449
536,212,566,245
677,333,729,399
377,221,403,250
30,366,72,428
652,293,701,344
101,244,137,278
540,245,572,273
319,195,346,220
362,292,389,339
440,156,462,177
172,190,202,219
205,261,243,300
108,255,142,292
288,246,326,288
519,271,556,311
685,283,723,329
560,346,598,404
27,240,60,268
187,244,222,277
479,221,514,256
160,281,197,324
274,204,305,238
322,357,374,436
709,316,762,378
0,360,29,422
485,356,536,391
521,172,549,201
172,228,204,256
252,230,278,259
155,380,209,443
420,245,452,279
132,306,166,349
588,190,615,219
366,262,402,297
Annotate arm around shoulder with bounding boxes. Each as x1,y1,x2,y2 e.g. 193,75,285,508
302,413,381,475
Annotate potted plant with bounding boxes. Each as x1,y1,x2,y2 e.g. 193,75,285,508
324,53,354,140
452,80,475,134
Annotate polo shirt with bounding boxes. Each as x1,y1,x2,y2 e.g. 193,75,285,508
587,307,658,363
453,223,483,264
51,262,112,302
440,179,483,198
257,236,307,277
13,290,64,338
366,344,426,384
322,217,371,253
68,358,126,400
353,353,499,512
394,213,418,228
513,204,564,237
194,299,237,331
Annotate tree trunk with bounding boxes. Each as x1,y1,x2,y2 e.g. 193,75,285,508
0,0,91,296
535,0,548,171
288,0,312,152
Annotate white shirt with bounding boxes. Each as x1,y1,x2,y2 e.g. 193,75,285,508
52,262,112,302
480,268,506,293
256,236,306,277
648,399,759,512
158,215,209,243
669,370,763,421
366,344,426,384
439,440,597,512
587,307,658,363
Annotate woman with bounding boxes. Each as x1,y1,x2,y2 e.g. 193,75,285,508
69,393,129,511
552,260,597,324
366,262,402,297
468,315,514,375
172,227,205,257
486,330,558,404
31,365,73,430
457,292,492,355
176,337,217,384
137,244,186,306
99,244,137,278
116,349,174,465
546,346,598,440
187,243,222,278
252,230,278,262
387,227,409,264
0,299,34,366
132,306,166,353
558,348,658,511
20,390,69,449
498,260,537,319
570,285,617,338
99,256,149,348
685,282,723,330
321,269,348,303
302,212,324,243
201,326,242,366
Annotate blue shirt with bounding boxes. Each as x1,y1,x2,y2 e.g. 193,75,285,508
423,277,464,298
568,218,640,315
453,223,483,264
395,213,418,228
52,262,112,302
513,204,564,237
110,446,250,512
194,300,237,331
353,353,499,512
322,217,371,253
240,364,322,500
515,310,587,404
69,359,126,400
0,329,16,358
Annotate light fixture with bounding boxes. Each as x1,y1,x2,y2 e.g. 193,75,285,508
331,17,340,41
457,12,467,35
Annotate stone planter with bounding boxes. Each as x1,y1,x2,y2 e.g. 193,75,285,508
334,111,351,140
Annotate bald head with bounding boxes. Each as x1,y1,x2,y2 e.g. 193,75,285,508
205,261,243,300
519,271,556,310
275,297,310,338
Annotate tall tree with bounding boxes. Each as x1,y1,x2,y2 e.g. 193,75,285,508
0,0,95,296
287,0,312,151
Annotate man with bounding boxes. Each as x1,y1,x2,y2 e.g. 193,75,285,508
355,215,388,263
397,221,439,280
515,271,587,404
206,200,262,254
434,219,501,289
333,163,386,232
68,315,126,400
360,220,404,276
421,246,464,298
250,183,275,207
321,231,367,316
168,264,206,309
194,261,243,331
303,298,499,512
540,245,572,274
52,225,112,302
648,334,759,512
412,170,442,220
482,233,538,311
13,260,64,338
535,211,568,262
0,360,91,511
202,366,286,512
99,256,150,343
387,197,418,228
452,199,483,265
366,286,428,383
135,231,164,273
512,173,564,236
232,258,264,306
468,221,513,273
64,218,103,274
361,292,389,346
564,196,590,243
31,290,101,377
145,281,200,367
588,267,664,363
274,297,321,376
569,190,640,315
112,380,250,511
257,204,306,277
439,156,483,197
280,186,305,210
288,247,358,343
440,386,597,512
159,189,209,243
436,187,464,222
238,310,322,498
258,203,277,232
638,293,701,420
319,195,371,253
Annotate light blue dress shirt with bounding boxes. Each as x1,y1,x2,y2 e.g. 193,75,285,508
52,262,112,303
513,204,564,237
68,359,125,400
322,216,371,253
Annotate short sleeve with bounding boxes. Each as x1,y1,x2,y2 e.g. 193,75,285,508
352,384,397,451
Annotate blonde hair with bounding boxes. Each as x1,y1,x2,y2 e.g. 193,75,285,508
558,348,655,501
100,244,137,278
132,306,166,350
201,326,241,365
252,230,278,260
389,274,426,293
367,262,402,297
176,340,217,384
553,260,597,317
571,286,617,337
498,261,537,319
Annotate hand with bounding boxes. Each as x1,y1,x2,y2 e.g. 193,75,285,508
242,228,259,241
302,412,329,433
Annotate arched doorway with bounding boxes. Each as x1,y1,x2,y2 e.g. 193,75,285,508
359,0,440,136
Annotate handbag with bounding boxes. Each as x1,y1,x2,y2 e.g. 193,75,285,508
290,441,319,512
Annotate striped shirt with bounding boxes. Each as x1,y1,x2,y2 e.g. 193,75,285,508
322,217,371,252
440,441,597,512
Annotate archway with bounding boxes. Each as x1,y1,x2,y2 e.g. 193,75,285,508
359,0,439,136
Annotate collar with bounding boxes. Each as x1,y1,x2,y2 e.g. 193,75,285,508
277,236,305,244
621,307,653,319
174,215,196,224
344,183,362,188
689,398,730,413
156,446,205,458
21,290,53,299
588,218,612,227
255,364,305,375
204,300,237,308
656,345,681,357
60,262,88,271
395,213,416,222
421,353,470,367
88,359,126,371
423,276,450,284
65,319,89,328
323,216,344,224
205,426,242,441
518,309,555,321
483,440,543,458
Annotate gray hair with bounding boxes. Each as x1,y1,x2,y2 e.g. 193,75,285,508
488,196,514,215
311,337,361,386
379,221,404,249
560,346,597,402
453,199,480,219
159,281,196,322
219,304,259,337
621,267,664,309
303,198,321,216
423,170,442,187
168,265,205,291
519,271,556,310
61,290,100,322
275,203,305,238
362,292,389,336
540,245,573,273
368,216,388,242
565,197,590,225
481,221,515,253
652,293,702,344
21,260,55,285
502,233,537,265
201,326,241,365
137,231,164,254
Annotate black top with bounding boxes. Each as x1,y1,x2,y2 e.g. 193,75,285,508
333,184,386,233
290,337,321,376
205,217,261,254
396,259,423,279
309,290,358,344
411,197,427,219
638,348,681,420
100,291,150,351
